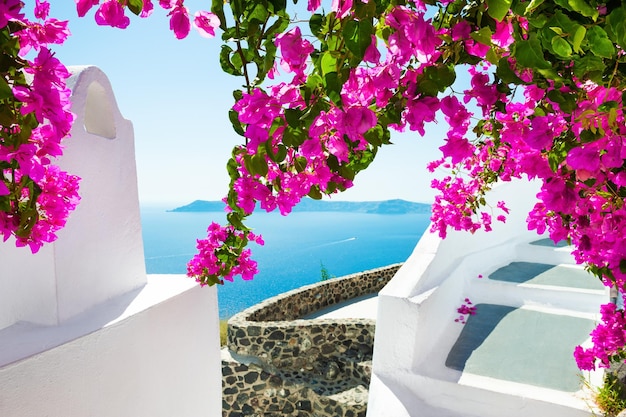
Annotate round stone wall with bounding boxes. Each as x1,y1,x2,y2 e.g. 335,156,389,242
223,264,401,417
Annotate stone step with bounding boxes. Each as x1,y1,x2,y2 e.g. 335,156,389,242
222,349,369,417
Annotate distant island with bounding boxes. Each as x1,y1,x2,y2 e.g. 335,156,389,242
170,198,431,215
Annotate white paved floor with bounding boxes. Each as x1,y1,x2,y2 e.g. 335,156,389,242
303,293,378,320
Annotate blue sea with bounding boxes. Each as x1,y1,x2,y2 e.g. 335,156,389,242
140,207,431,318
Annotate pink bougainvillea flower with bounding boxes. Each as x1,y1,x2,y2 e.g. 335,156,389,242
492,18,514,48
95,0,129,29
34,0,50,19
404,96,440,135
275,26,313,78
439,135,475,165
0,0,24,28
523,116,554,150
140,0,154,18
16,16,70,55
193,10,219,38
308,0,321,12
159,0,176,9
538,177,578,213
386,7,442,64
363,35,380,63
342,106,377,142
566,145,601,180
331,0,353,19
440,95,471,133
169,4,190,39
451,19,471,41
75,0,99,17
0,180,8,196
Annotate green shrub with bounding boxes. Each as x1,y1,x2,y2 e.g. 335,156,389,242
595,372,626,417
220,319,228,347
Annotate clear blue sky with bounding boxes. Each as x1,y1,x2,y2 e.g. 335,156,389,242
40,1,446,205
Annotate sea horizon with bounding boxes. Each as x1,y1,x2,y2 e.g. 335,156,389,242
140,203,432,318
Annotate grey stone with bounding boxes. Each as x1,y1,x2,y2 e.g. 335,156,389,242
282,402,295,413
241,404,254,415
268,330,285,340
296,400,312,411
243,372,259,384
248,325,262,336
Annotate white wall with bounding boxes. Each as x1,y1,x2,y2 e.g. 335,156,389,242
0,66,221,417
0,66,146,329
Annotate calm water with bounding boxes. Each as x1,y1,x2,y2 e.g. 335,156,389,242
140,207,431,318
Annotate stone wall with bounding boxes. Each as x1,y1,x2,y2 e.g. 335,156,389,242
222,264,401,417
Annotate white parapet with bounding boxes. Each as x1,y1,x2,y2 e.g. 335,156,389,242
0,66,220,417
0,275,221,417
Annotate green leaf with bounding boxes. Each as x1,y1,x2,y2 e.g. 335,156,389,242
418,64,456,96
587,26,616,58
320,51,339,76
571,25,586,53
551,35,572,58
550,26,564,36
275,145,287,163
495,57,524,84
527,14,548,29
220,45,241,76
512,35,551,69
264,15,290,38
598,101,618,112
553,0,598,20
364,124,384,146
338,164,355,181
309,14,324,39
547,140,569,171
284,108,302,128
323,72,342,105
524,0,545,14
470,26,493,46
0,195,10,213
228,109,245,136
211,0,227,30
547,89,577,113
127,0,143,15
294,156,307,172
283,125,305,147
572,54,605,82
246,2,269,23
227,211,249,231
606,7,626,50
268,0,287,14
343,19,373,60
579,129,602,143
251,153,269,177
487,0,512,21
308,186,323,200
620,259,626,275
0,77,12,100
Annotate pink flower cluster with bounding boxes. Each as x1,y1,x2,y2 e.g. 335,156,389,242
186,222,264,285
0,1,80,252
574,303,626,370
75,0,220,39
455,298,477,324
